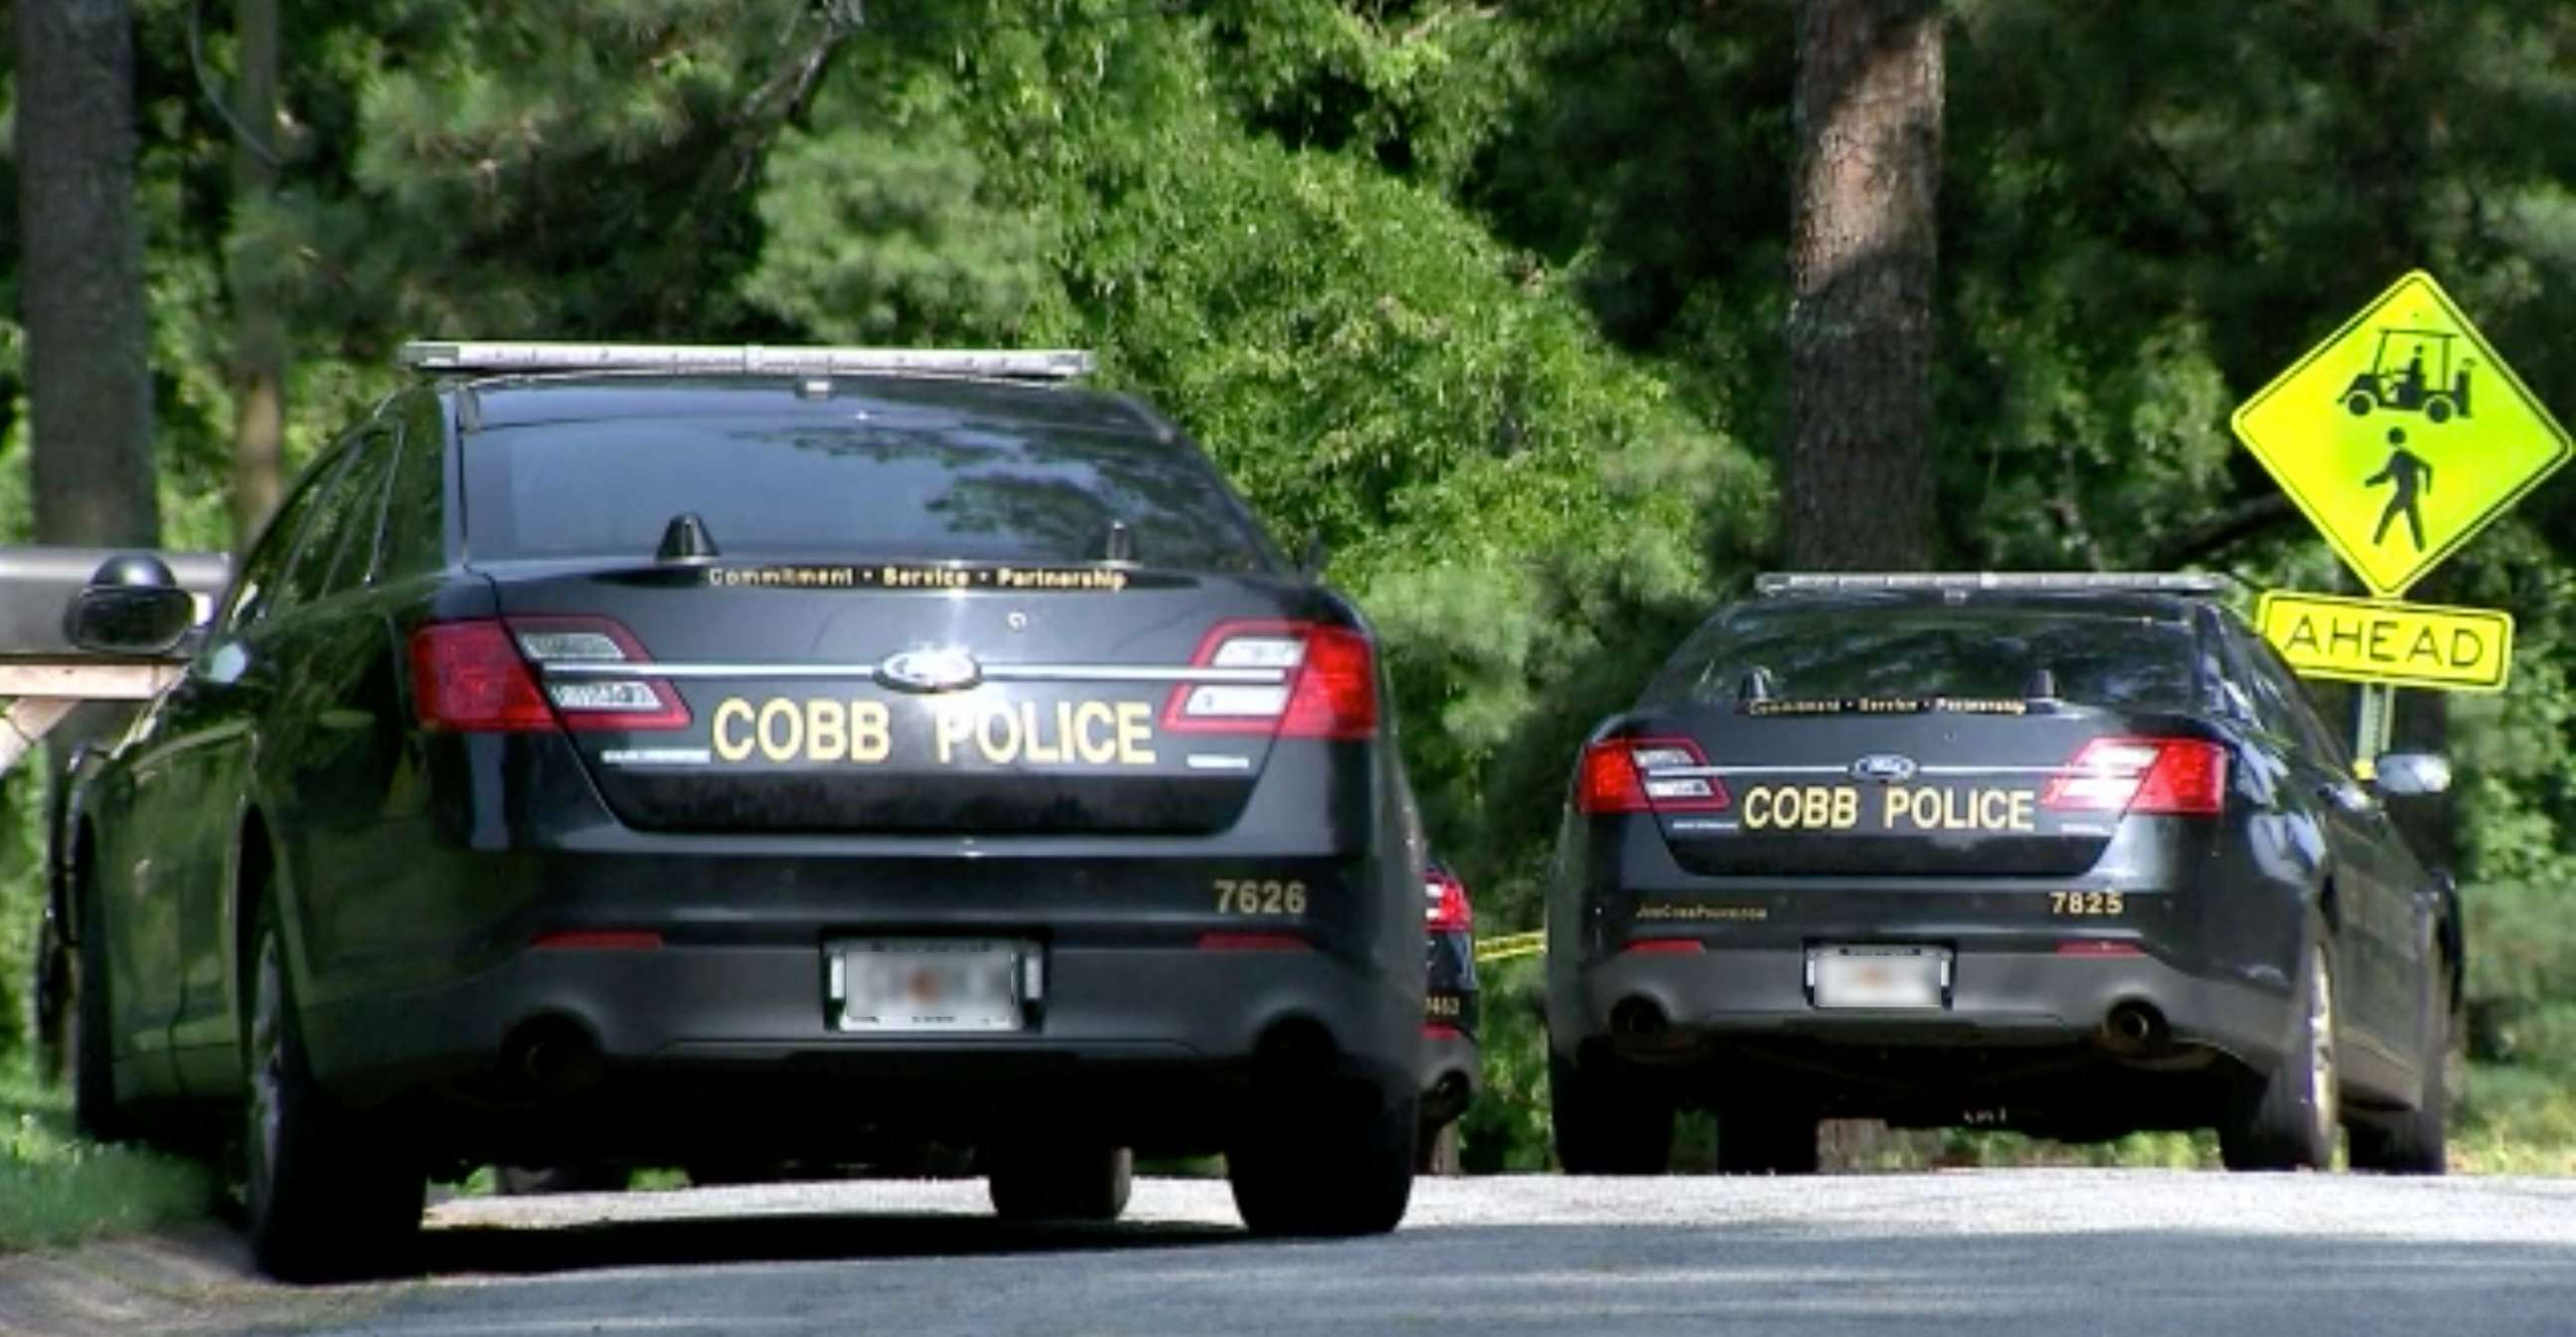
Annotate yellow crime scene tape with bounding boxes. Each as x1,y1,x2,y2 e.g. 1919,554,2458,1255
1475,931,1545,964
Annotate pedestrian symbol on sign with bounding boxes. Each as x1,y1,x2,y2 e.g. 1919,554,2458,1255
2365,427,2434,552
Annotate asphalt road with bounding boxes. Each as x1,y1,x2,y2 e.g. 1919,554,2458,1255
181,1170,2576,1337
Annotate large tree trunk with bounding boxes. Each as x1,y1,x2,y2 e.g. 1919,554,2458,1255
228,0,287,545
18,0,159,548
1784,0,1941,571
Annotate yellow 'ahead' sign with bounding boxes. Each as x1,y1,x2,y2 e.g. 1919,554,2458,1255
2231,270,2571,597
2256,589,2513,693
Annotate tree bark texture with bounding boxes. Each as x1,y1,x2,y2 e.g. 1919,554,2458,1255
1785,0,1941,572
18,0,161,547
229,0,287,544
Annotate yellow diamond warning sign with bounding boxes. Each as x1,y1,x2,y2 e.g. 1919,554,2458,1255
2231,270,2571,597
2256,589,2513,693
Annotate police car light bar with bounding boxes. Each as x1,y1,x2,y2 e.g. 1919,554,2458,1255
1756,572,2230,596
398,341,1097,381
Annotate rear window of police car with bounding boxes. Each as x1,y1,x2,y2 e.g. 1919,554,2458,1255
1643,603,2203,711
461,409,1278,572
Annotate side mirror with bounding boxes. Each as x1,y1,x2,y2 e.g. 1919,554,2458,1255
2373,752,2453,798
63,554,198,658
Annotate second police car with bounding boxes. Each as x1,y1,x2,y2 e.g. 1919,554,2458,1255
1547,573,2462,1175
50,343,1429,1278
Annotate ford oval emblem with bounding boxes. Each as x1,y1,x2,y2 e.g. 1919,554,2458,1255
877,647,983,694
1850,752,1919,783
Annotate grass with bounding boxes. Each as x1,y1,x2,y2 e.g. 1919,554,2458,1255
0,1065,216,1253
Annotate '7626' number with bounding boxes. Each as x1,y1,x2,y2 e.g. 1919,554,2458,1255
1215,879,1308,916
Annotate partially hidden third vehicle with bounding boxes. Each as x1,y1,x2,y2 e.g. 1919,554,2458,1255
1417,860,1480,1172
47,342,1429,1277
1546,572,2462,1176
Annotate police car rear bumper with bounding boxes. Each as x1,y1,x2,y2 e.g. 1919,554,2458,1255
1563,943,2294,1072
299,936,1421,1149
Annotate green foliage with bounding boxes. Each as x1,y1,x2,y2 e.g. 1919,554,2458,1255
1455,959,1550,1173
741,119,1047,340
0,1065,214,1250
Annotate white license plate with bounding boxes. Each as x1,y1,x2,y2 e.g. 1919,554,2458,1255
1809,944,1950,1010
828,938,1036,1033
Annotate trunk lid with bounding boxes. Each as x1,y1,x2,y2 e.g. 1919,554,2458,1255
483,561,1343,834
1601,701,2224,878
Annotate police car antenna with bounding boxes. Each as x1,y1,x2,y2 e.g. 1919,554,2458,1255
398,341,1098,382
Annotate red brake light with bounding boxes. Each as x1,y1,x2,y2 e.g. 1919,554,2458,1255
1577,742,1650,813
1281,625,1376,739
1425,867,1473,933
2042,737,2227,815
410,621,555,732
1575,737,1729,815
1164,620,1376,740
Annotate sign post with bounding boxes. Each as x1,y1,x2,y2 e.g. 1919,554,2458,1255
2231,271,2569,763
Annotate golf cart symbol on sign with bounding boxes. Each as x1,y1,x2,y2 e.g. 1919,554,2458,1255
2338,328,2476,424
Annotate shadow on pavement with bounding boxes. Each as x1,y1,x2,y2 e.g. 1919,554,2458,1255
411,1208,1245,1278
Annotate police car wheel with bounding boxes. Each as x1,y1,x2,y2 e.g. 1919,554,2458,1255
1227,1083,1415,1237
243,914,423,1281
1548,1050,1673,1176
987,1145,1133,1223
1714,1108,1820,1176
2348,960,2454,1176
68,870,129,1144
2220,929,2339,1173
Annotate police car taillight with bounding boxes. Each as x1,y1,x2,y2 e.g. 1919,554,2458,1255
1576,738,1730,814
1164,620,1376,740
2042,737,2226,815
409,621,556,732
1425,867,1473,933
410,616,688,733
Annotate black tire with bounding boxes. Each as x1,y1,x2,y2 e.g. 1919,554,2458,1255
1715,1107,1820,1176
1415,1120,1462,1176
2348,958,2455,1175
988,1145,1133,1223
2220,933,2339,1172
243,917,424,1281
2344,391,2375,417
1548,1050,1673,1175
497,1163,629,1195
1228,1083,1415,1237
2424,396,2455,424
68,867,128,1143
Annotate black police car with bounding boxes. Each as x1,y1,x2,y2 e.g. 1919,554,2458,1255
1417,860,1480,1170
1546,573,2462,1175
49,342,1428,1277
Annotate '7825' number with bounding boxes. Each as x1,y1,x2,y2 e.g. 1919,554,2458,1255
1215,879,1308,916
2050,891,2126,917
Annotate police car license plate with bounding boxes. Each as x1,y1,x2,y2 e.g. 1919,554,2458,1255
1809,944,1950,1010
830,938,1034,1033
